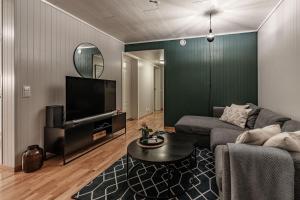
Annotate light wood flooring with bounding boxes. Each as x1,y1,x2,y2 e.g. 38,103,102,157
0,112,172,200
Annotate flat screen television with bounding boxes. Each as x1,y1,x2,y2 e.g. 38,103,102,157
66,76,116,121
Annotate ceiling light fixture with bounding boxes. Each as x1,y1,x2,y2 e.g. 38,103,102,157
180,39,187,46
143,0,160,12
149,0,159,5
207,13,215,43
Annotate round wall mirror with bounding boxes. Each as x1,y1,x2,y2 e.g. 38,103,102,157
73,43,104,79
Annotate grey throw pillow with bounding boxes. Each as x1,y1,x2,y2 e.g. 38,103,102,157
246,103,261,129
254,108,291,129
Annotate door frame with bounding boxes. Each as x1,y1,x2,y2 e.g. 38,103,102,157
154,66,162,111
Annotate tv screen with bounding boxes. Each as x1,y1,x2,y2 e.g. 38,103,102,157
66,76,116,121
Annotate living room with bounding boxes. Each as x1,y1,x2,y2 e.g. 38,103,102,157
0,0,299,200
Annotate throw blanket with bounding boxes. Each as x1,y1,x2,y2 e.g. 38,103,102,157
227,143,294,200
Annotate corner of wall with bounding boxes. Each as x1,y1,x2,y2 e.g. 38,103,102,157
2,0,16,167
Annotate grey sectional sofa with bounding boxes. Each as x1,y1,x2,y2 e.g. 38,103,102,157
175,106,300,200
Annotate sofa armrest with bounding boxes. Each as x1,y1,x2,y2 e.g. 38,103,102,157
210,128,243,151
219,144,295,200
215,145,231,200
290,152,300,199
213,106,225,118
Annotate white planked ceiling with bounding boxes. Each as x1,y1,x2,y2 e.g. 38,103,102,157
45,0,280,43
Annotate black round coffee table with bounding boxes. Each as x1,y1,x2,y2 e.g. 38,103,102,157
126,132,197,199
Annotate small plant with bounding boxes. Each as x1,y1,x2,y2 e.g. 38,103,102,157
139,122,153,139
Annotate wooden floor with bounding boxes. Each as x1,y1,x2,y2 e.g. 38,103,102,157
0,112,172,200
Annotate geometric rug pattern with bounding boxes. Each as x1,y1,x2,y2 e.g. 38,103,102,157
72,148,219,200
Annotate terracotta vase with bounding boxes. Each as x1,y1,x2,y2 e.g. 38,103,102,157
22,145,44,173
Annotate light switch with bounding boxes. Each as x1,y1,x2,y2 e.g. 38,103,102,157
22,85,31,98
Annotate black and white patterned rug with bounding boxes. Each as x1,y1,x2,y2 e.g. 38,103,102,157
72,148,219,200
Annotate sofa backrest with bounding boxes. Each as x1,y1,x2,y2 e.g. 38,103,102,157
254,108,291,129
282,120,300,132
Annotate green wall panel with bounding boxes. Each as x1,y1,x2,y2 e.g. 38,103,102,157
125,32,258,126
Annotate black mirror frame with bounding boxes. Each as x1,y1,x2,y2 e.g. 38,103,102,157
73,42,104,79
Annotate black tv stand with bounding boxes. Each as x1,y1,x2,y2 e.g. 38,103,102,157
44,112,126,164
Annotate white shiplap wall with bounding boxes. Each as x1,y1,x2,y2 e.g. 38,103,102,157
258,0,300,120
13,0,124,166
2,0,15,167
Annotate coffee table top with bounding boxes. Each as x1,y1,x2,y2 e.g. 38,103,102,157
127,133,195,164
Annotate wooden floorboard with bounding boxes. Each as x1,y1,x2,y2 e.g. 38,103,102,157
0,112,173,200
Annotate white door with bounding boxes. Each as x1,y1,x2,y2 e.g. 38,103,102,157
0,1,2,164
122,59,132,119
154,67,162,111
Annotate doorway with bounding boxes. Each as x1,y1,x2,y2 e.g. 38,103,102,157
122,49,164,120
122,57,132,119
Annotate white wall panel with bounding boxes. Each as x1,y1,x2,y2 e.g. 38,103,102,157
258,0,300,120
2,0,15,167
13,0,124,166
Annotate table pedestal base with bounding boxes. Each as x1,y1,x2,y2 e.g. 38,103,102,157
126,150,197,199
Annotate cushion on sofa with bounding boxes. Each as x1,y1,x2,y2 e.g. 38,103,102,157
175,115,245,136
210,128,243,151
282,120,300,132
254,108,291,129
264,131,300,152
246,103,261,129
213,107,225,118
235,124,281,145
220,106,251,128
231,104,250,109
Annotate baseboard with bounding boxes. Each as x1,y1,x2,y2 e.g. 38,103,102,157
0,164,17,172
138,112,154,119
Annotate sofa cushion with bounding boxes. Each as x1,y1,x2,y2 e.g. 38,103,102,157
282,120,300,132
213,106,225,118
236,124,281,145
220,106,252,128
254,108,291,129
210,128,243,151
264,131,300,152
175,115,245,136
231,104,250,109
246,103,261,129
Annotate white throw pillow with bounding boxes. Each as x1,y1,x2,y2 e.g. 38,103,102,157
264,131,300,152
236,124,281,145
220,106,251,128
231,104,250,109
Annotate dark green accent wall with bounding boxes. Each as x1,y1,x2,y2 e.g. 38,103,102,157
125,32,258,126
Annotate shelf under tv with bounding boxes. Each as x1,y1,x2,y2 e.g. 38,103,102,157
44,112,126,165
62,129,125,164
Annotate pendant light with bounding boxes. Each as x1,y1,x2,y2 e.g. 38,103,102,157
207,13,215,42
